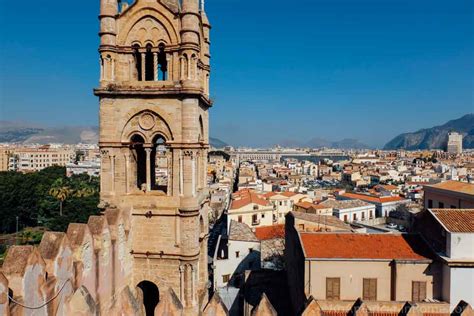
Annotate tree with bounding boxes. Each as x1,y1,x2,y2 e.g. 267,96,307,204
49,179,73,216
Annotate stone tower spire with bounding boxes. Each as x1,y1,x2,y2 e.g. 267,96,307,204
94,0,212,313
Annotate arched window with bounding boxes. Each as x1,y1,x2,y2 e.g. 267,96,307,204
133,44,142,81
151,135,169,193
131,134,146,190
137,281,160,316
157,43,168,81
145,44,154,81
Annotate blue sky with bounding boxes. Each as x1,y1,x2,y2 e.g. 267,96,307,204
0,0,473,147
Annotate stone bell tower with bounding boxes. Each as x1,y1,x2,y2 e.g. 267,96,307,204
94,0,211,313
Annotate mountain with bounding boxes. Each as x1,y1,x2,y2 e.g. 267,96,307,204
209,137,228,148
0,121,99,144
384,114,474,150
277,138,370,149
0,121,229,147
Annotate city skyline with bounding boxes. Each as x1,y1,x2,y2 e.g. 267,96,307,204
1,0,473,147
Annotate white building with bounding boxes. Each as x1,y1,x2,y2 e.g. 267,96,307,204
212,220,261,289
447,132,463,154
320,199,376,223
421,209,474,310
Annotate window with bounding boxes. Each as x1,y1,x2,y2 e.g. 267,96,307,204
451,205,456,209
252,214,259,225
361,212,365,220
428,199,433,208
369,211,373,219
222,274,230,283
438,202,444,209
238,215,242,223
326,278,340,300
235,251,240,258
261,213,265,218
412,281,427,302
363,278,377,301
353,214,357,221
344,215,348,222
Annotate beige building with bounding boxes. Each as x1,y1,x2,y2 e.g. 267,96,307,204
93,0,212,313
0,148,11,171
447,132,463,154
14,146,74,172
285,231,441,315
423,180,474,209
228,189,274,228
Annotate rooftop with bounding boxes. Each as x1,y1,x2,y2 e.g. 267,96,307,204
299,233,432,260
320,199,373,209
230,189,270,210
425,180,474,196
338,192,406,204
229,220,259,242
289,211,352,231
254,225,285,240
430,209,474,233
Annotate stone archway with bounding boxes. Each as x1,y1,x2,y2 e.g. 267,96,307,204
137,280,160,316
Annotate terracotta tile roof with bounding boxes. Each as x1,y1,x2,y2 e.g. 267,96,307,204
425,180,474,195
339,192,405,204
299,233,432,260
255,225,285,240
430,209,474,233
230,189,270,210
295,202,329,210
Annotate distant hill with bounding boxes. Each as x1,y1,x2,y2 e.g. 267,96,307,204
0,121,98,144
278,137,370,149
210,137,228,148
0,121,229,147
384,114,474,150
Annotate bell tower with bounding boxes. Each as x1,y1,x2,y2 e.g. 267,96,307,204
94,0,211,313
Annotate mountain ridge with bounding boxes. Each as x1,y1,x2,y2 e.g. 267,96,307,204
384,114,474,150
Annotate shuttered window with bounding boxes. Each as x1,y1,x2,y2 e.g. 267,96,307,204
326,278,340,300
412,281,427,302
363,278,377,301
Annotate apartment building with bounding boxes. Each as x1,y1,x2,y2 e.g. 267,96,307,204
285,231,440,315
423,180,474,209
14,146,75,172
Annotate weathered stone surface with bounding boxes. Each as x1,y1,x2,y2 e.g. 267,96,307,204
301,296,322,316
203,292,228,316
154,287,183,316
66,286,97,316
252,293,277,316
0,272,9,316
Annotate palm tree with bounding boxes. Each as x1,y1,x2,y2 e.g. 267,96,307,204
49,179,72,216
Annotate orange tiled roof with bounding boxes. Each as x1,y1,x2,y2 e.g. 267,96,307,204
430,209,474,233
254,225,285,240
230,189,270,210
425,180,474,195
299,233,431,260
339,192,405,204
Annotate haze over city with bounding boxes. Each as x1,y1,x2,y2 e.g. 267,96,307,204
1,0,473,147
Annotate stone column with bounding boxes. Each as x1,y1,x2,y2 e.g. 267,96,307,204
141,52,146,81
166,53,172,81
179,265,185,306
111,58,115,80
179,152,184,196
100,57,104,81
187,57,192,79
111,155,116,193
124,153,130,193
180,57,185,80
191,264,196,305
191,153,196,196
145,148,152,191
154,52,158,81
